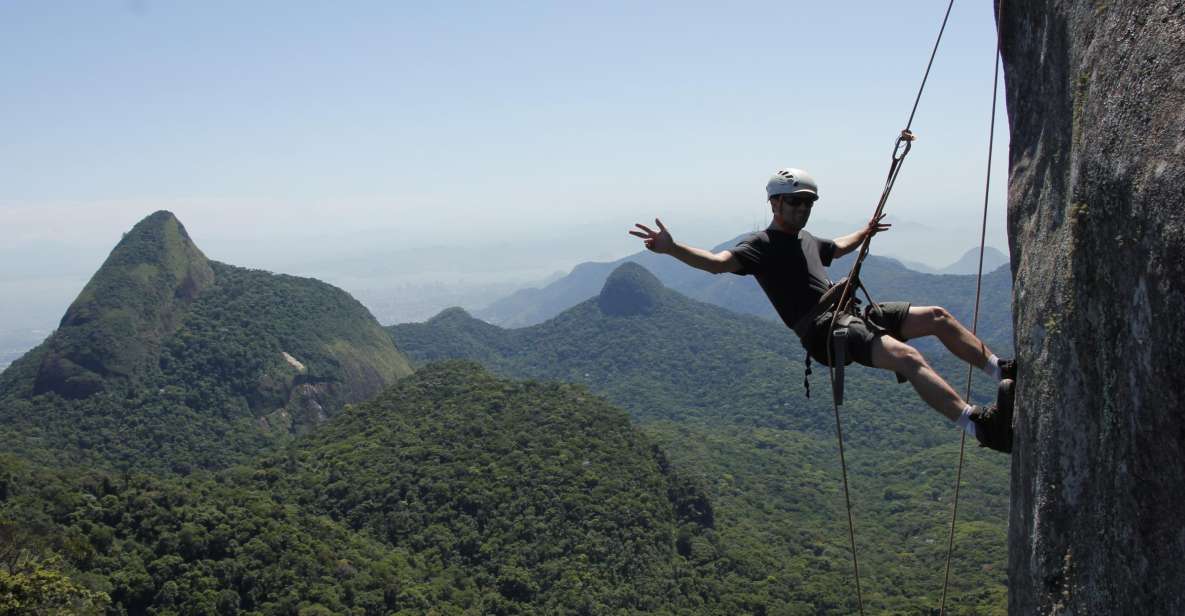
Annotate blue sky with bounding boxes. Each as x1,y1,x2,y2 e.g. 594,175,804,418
1,1,1009,330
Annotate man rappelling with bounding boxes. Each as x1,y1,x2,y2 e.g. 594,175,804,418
629,168,1015,452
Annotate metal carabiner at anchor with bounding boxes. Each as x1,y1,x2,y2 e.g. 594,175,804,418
893,129,917,162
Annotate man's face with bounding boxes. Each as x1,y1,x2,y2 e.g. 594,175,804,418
772,194,815,231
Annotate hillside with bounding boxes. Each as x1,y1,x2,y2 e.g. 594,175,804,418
0,211,413,473
392,263,1011,613
397,262,1008,435
474,238,1013,359
0,363,728,614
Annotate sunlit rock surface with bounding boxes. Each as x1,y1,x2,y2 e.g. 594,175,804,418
1001,2,1185,613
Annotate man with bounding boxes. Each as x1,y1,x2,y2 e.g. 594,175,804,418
629,168,1015,452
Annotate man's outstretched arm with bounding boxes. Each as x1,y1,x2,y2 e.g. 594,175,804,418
832,213,891,258
629,218,741,274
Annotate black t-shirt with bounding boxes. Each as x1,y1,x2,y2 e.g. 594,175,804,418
730,227,837,329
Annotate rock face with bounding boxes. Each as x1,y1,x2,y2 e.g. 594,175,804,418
1000,2,1185,613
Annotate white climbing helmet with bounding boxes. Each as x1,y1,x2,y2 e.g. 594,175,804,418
765,168,819,200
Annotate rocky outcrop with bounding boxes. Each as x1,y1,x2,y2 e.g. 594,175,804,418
1000,2,1185,613
286,382,332,433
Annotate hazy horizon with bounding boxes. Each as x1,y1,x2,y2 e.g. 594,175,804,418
2,1,1011,355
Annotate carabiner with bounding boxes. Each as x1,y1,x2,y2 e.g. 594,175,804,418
893,129,916,161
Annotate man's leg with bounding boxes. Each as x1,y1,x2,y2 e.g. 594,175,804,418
869,334,965,421
899,306,995,370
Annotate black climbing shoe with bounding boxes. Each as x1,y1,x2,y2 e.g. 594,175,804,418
971,405,1012,453
971,379,1015,453
999,359,1017,381
997,378,1015,413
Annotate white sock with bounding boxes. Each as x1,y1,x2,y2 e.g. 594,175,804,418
982,354,1001,380
955,404,977,437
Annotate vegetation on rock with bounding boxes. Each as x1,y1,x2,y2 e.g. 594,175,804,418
0,212,412,473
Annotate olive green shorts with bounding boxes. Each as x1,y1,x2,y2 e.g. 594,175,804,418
804,301,912,367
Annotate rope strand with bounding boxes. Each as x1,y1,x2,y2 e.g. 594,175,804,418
828,357,865,615
906,0,957,131
822,3,959,612
938,4,1004,612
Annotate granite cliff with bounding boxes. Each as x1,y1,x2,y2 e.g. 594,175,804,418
1000,2,1185,613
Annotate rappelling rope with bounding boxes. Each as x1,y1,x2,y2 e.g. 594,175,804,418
823,2,956,613
938,2,1004,612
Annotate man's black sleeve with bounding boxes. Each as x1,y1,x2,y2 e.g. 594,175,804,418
818,237,838,267
731,235,764,276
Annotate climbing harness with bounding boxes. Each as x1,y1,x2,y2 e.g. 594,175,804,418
819,1,957,613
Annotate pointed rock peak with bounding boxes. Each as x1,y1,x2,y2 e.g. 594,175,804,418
106,210,208,273
597,262,665,316
34,211,216,398
69,210,215,319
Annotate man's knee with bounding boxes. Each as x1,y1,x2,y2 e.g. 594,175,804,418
895,345,927,375
873,337,927,374
906,306,954,337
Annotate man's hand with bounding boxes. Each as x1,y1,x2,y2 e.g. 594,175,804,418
629,218,674,254
866,213,891,238
833,213,893,257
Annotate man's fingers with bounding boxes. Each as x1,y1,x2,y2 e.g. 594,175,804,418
634,223,656,235
655,218,668,233
628,230,648,239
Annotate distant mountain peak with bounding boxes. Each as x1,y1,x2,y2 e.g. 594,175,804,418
33,211,215,398
597,263,664,317
890,246,1010,275
429,306,477,323
943,245,1009,275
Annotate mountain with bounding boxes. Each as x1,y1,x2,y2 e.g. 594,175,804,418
473,236,1013,358
944,245,1009,275
0,211,413,472
897,246,1010,275
0,363,728,614
391,263,1012,613
32,210,216,399
396,261,1009,437
472,240,733,328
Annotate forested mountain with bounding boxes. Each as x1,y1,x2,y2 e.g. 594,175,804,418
475,236,1012,355
0,214,1011,614
392,263,1011,613
396,262,1009,433
1,363,733,615
0,211,413,473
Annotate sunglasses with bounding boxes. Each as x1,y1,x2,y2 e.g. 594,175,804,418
778,196,815,208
